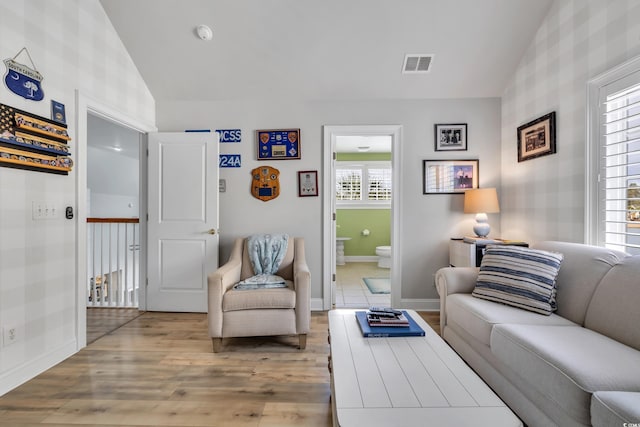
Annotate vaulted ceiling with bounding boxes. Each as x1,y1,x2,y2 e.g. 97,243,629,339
100,0,553,102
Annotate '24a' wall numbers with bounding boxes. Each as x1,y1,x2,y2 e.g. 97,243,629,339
219,154,241,168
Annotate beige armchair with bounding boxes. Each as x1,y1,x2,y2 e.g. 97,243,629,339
207,236,311,352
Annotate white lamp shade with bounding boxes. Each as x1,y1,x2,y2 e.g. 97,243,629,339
464,188,500,214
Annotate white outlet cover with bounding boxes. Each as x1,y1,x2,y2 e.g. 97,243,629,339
2,326,19,347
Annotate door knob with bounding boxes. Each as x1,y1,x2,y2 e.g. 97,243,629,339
207,228,216,235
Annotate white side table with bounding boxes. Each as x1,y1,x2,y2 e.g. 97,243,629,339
449,238,529,267
449,239,475,267
336,237,351,265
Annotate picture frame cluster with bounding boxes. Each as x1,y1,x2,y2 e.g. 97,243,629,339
424,111,557,196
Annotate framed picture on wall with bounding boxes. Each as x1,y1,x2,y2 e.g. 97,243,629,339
256,128,301,160
51,100,66,124
422,159,479,194
517,111,556,162
434,123,467,151
298,170,318,197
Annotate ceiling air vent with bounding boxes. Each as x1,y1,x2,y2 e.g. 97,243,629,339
402,54,433,74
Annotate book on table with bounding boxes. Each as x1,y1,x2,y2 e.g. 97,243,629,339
463,236,499,245
367,312,410,326
463,236,528,246
356,311,425,337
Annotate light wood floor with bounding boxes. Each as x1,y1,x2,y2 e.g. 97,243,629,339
86,308,144,344
0,310,439,427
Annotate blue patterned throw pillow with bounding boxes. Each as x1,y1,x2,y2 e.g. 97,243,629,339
472,245,563,315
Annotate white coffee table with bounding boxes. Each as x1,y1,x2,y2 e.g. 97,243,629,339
328,309,522,427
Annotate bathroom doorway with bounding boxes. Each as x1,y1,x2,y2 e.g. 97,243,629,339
322,125,402,310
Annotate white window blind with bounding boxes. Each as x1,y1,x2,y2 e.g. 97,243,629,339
367,168,392,201
336,162,391,206
600,81,640,254
336,168,362,201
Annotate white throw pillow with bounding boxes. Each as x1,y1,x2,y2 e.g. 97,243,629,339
472,245,563,315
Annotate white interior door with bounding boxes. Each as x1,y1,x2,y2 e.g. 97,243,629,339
147,132,219,312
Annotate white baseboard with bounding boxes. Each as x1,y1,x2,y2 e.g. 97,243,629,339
344,256,378,263
0,339,77,397
311,298,324,311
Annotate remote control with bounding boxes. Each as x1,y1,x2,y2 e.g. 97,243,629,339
368,307,402,315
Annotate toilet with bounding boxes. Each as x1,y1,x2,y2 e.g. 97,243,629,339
375,246,391,269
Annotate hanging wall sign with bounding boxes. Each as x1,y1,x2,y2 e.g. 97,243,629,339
3,48,44,101
216,129,241,143
219,154,241,168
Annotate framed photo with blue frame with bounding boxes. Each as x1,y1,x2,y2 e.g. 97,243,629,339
256,128,300,160
422,159,478,194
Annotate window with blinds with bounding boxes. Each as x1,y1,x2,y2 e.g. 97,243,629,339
367,168,392,201
600,81,640,254
336,162,391,206
336,168,362,201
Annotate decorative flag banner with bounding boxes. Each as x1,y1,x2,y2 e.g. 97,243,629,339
3,47,44,101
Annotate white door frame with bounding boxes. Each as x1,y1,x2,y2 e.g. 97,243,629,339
322,125,403,310
75,90,157,349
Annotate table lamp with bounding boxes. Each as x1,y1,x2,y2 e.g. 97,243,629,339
463,188,500,237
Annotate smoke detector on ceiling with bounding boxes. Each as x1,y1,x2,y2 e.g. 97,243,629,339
402,54,433,74
195,24,213,41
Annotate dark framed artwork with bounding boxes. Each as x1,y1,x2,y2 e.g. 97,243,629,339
517,112,556,162
422,159,479,194
298,170,318,197
51,100,66,124
434,123,467,151
256,128,301,160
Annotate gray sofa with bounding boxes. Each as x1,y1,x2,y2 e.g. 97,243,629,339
435,241,640,427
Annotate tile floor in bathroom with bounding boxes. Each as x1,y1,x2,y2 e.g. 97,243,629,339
335,261,391,308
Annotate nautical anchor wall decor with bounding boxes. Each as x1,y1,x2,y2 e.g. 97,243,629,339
3,47,45,101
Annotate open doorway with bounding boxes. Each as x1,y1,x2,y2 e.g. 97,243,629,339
75,91,157,349
322,125,403,311
85,114,144,343
334,135,391,308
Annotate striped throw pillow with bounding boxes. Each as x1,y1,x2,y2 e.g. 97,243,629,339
472,245,563,315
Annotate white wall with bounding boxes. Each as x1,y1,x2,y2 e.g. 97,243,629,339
0,0,154,395
87,113,141,218
500,0,640,244
157,98,501,303
87,147,139,218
